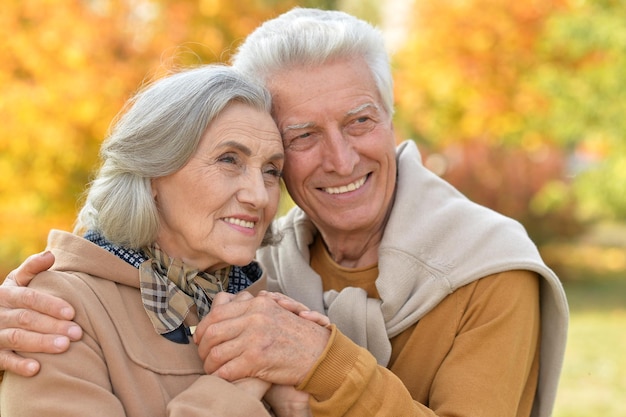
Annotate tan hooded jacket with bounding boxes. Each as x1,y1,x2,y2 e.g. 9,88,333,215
0,231,270,417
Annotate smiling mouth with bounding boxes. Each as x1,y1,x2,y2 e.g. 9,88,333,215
223,217,255,229
322,175,367,195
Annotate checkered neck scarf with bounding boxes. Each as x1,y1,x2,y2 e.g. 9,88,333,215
84,230,262,335
139,243,230,335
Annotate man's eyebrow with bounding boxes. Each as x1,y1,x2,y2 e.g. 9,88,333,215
281,103,380,134
346,102,380,116
283,121,316,133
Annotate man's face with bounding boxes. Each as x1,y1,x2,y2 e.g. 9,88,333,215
268,57,397,239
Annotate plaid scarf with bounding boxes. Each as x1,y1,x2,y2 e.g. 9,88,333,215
139,243,229,335
84,230,263,338
83,229,259,295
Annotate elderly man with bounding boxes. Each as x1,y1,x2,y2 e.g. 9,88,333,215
0,8,567,417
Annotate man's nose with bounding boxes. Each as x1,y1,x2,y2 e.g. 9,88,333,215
320,130,359,175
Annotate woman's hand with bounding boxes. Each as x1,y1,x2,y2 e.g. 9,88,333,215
232,377,271,400
265,385,312,417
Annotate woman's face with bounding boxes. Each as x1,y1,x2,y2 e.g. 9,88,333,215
151,102,284,272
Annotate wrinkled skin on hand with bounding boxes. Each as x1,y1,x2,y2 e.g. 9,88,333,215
194,290,331,386
0,252,82,376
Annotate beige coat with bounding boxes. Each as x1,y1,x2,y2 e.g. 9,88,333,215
0,230,270,417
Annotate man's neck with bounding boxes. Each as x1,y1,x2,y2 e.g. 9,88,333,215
317,228,383,269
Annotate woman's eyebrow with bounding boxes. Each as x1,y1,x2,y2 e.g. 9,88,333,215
217,140,284,162
218,140,252,156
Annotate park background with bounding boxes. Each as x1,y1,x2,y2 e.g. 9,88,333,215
1,0,624,415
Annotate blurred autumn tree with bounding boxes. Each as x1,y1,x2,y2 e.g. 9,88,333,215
2,0,624,277
0,0,334,276
393,0,626,244
530,0,626,222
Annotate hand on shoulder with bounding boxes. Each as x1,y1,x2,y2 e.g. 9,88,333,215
0,251,82,376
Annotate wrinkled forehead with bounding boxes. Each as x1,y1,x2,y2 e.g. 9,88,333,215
266,59,387,124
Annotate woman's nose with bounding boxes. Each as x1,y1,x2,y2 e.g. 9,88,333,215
237,169,269,208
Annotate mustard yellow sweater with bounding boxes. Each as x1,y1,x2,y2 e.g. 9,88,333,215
299,268,540,417
258,141,568,417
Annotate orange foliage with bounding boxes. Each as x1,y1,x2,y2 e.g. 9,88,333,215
393,0,570,145
391,0,584,241
0,0,300,276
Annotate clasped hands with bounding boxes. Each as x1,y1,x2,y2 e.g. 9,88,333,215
0,252,331,416
193,290,331,416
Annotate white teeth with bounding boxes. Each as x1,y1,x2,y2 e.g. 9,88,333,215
323,176,367,195
224,217,255,229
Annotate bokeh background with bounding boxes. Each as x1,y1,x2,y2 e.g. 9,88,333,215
1,0,624,415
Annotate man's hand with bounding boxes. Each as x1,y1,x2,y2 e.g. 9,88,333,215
194,291,330,386
0,251,83,376
258,290,330,328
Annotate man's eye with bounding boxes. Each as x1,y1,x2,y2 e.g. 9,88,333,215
283,131,317,152
285,132,311,142
347,116,376,136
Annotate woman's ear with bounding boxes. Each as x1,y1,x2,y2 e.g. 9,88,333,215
150,178,158,200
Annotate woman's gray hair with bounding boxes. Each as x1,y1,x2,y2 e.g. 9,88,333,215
75,64,275,249
231,7,394,116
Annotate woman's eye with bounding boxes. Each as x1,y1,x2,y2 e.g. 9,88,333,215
264,165,283,178
217,154,238,164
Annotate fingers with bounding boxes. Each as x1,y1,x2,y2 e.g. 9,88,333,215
258,291,330,326
0,287,82,354
264,385,311,417
0,305,81,342
195,296,275,376
257,291,311,314
0,255,82,374
0,309,82,376
232,377,271,400
0,285,76,321
210,291,236,307
197,296,330,386
0,329,71,353
0,330,76,376
195,310,246,366
6,251,55,287
2,252,74,322
193,291,252,344
298,310,330,327
0,350,40,377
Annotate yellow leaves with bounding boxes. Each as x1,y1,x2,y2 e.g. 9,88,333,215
395,0,569,145
200,0,221,17
1,0,309,277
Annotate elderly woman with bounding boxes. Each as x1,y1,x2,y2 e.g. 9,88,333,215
0,64,318,417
